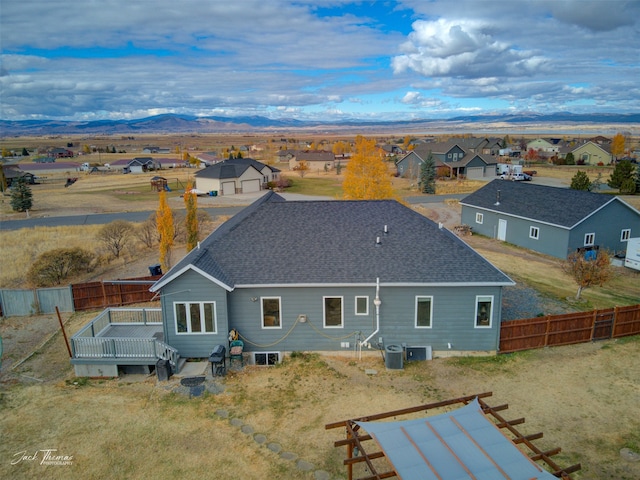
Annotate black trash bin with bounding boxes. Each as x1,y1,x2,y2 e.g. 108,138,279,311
209,345,226,376
149,264,162,276
156,358,172,381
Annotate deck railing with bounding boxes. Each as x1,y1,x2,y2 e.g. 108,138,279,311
71,308,177,367
73,307,162,339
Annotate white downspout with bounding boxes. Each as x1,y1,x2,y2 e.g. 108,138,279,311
360,277,381,347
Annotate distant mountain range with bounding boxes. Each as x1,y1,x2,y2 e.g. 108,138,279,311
1,112,639,136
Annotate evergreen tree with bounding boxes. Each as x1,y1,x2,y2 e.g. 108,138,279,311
565,152,575,165
570,171,591,191
420,151,436,194
10,178,33,212
608,160,635,190
22,147,29,156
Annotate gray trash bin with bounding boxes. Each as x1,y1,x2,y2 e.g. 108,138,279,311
156,358,172,381
385,344,404,370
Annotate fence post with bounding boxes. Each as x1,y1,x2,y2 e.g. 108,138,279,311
544,315,551,347
101,281,107,308
611,306,619,338
590,310,598,341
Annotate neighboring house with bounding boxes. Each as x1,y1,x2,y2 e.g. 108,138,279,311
49,148,74,158
401,147,497,179
526,139,558,153
460,180,640,258
379,144,403,156
571,142,612,165
194,158,280,195
150,192,513,358
289,150,335,171
123,157,158,173
3,165,36,187
142,146,170,154
195,152,224,167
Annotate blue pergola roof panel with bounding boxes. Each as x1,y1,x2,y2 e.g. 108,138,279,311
356,398,556,480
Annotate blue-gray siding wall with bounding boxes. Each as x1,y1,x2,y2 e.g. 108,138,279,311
462,201,640,259
160,269,230,357
568,201,640,256
461,206,570,258
227,285,503,354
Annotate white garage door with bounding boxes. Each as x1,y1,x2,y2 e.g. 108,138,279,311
222,181,236,195
466,167,485,179
241,179,261,193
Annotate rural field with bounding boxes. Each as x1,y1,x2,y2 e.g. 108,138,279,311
1,134,640,479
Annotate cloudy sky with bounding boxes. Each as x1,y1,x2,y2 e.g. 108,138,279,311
1,0,639,121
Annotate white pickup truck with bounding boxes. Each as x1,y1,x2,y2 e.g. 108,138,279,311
500,172,532,181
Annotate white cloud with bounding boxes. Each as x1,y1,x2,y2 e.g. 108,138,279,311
392,19,546,79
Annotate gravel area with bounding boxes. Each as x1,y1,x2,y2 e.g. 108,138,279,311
501,283,577,321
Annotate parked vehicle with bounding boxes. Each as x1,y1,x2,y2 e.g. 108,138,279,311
501,172,531,181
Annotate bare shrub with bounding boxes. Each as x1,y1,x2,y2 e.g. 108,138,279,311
96,220,134,258
27,247,96,287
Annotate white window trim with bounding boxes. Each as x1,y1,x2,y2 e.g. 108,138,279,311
621,229,631,241
323,296,344,328
261,296,282,329
584,233,595,246
475,212,484,224
529,226,540,240
355,296,369,316
174,301,217,335
415,296,433,329
474,295,493,329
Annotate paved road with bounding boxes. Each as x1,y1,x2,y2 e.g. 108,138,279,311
0,192,468,231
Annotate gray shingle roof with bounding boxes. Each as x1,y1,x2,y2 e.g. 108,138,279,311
153,192,512,290
194,157,279,180
460,179,619,228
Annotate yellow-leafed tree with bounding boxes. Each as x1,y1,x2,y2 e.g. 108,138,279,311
184,181,199,251
611,133,626,160
156,190,174,271
343,136,394,200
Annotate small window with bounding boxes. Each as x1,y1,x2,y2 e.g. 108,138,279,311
262,297,281,328
415,296,433,328
475,296,493,328
621,229,631,241
174,302,216,334
324,297,343,328
254,352,280,366
475,213,484,224
584,233,595,246
355,296,368,315
529,226,540,239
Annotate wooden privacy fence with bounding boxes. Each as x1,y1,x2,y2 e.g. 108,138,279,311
499,304,640,353
71,276,161,311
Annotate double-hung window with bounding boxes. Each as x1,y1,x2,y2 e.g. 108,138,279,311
175,301,216,334
415,296,433,328
324,296,343,328
262,297,281,328
475,296,493,328
355,296,369,316
584,233,595,247
475,213,484,224
529,226,540,240
621,229,631,241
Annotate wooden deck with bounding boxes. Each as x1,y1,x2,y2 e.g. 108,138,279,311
71,308,179,369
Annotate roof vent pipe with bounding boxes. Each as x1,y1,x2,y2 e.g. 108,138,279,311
495,190,501,206
375,236,381,246
384,224,389,234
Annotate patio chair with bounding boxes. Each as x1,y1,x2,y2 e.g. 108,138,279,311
229,339,244,368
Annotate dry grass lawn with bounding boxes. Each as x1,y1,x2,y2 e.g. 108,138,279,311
1,308,639,480
1,156,640,479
